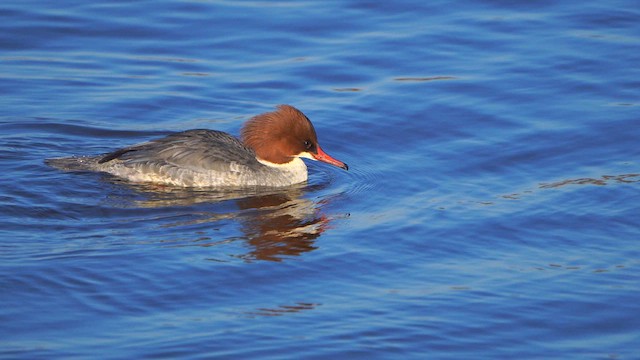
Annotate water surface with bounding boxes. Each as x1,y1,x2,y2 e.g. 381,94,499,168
1,0,639,358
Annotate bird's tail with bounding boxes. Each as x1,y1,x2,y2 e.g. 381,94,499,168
45,155,101,172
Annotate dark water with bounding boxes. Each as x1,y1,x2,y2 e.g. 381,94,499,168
2,0,639,358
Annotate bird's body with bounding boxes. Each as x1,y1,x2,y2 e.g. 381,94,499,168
47,105,347,187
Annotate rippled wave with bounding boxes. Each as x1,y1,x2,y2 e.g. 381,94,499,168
2,0,639,359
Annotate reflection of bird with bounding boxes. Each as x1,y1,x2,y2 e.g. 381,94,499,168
47,105,348,187
118,184,334,262
236,192,329,262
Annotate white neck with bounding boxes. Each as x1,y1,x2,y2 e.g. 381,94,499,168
257,156,308,184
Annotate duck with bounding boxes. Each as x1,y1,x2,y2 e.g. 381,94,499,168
46,105,348,187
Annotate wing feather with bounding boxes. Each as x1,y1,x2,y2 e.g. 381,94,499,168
99,130,260,172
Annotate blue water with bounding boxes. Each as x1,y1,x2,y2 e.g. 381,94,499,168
1,0,639,358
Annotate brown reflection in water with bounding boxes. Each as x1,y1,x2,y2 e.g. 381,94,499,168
117,181,333,262
540,173,639,189
394,76,457,82
235,191,329,262
244,302,320,318
333,88,362,92
517,263,629,274
468,172,639,207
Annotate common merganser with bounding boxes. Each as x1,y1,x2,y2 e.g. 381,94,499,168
47,105,348,187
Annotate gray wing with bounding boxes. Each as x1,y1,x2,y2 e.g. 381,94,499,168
98,129,260,172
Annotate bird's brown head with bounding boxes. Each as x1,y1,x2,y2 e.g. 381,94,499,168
240,105,348,170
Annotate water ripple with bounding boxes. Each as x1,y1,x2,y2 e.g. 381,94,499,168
2,0,640,358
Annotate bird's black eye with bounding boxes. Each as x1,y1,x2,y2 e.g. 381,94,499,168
304,140,313,150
